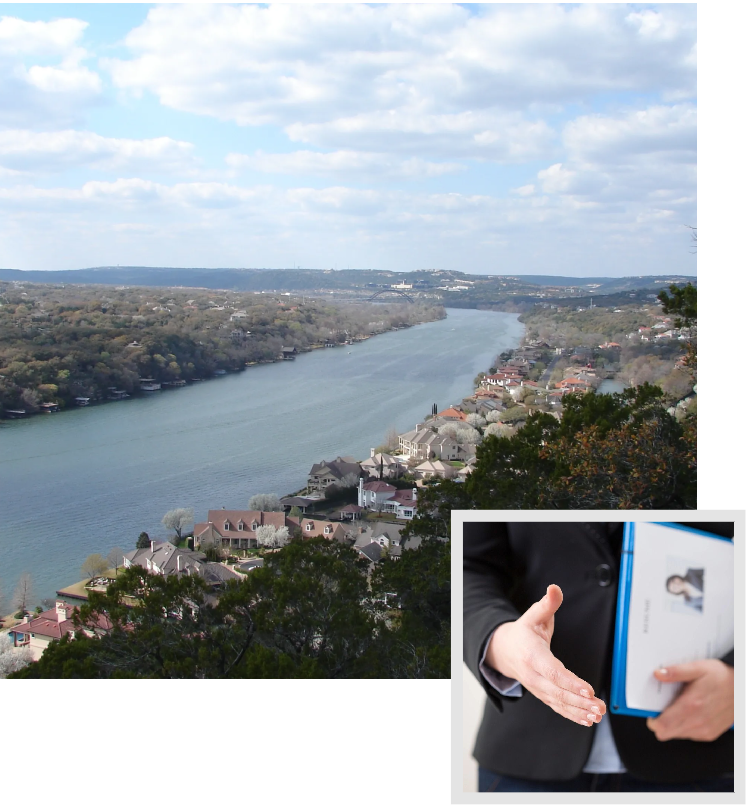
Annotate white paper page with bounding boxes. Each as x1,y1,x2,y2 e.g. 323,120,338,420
625,523,733,713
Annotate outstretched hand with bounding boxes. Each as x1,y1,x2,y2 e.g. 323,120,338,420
646,660,734,742
485,584,606,727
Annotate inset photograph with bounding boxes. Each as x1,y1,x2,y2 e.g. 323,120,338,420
458,517,741,798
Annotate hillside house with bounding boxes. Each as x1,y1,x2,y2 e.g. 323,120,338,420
360,449,407,480
124,540,241,586
194,510,288,551
307,457,363,493
8,602,111,661
398,427,465,461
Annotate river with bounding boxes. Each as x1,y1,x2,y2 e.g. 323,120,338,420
0,308,523,610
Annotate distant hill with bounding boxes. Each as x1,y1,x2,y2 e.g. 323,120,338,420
497,275,696,293
0,266,695,294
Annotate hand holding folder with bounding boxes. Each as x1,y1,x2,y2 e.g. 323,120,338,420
611,523,734,739
644,659,735,742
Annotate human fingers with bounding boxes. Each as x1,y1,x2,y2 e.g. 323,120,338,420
521,584,563,639
646,704,688,742
647,667,733,742
653,660,710,684
525,644,606,712
523,671,604,727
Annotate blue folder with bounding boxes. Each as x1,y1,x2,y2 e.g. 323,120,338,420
610,522,734,718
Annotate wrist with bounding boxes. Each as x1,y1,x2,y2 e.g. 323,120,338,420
485,620,516,678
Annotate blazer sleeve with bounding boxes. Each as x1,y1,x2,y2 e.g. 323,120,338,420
463,522,523,710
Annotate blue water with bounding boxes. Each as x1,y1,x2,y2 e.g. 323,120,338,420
0,308,523,610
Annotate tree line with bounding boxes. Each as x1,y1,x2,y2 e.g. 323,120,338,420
0,282,444,413
9,537,449,679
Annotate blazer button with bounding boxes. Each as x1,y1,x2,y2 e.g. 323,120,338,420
595,564,613,587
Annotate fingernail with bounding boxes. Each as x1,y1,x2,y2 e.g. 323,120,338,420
586,714,596,723
580,689,591,698
579,718,591,727
590,706,600,715
657,668,668,676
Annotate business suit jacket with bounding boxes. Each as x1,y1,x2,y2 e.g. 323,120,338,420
463,522,734,784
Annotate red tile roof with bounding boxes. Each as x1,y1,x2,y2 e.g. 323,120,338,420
436,407,466,420
12,603,111,640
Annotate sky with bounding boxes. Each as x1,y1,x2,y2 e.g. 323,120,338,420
0,3,699,276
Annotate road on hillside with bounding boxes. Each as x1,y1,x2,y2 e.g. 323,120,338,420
539,354,564,387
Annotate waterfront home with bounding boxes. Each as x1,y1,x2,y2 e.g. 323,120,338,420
436,406,466,421
307,457,363,493
194,509,347,549
397,426,465,461
194,510,288,551
124,539,241,586
9,601,111,661
360,449,407,480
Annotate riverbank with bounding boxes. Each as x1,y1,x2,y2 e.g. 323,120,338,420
1,309,446,425
0,279,445,421
0,309,523,610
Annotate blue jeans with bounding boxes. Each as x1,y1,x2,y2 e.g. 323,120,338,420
478,767,734,792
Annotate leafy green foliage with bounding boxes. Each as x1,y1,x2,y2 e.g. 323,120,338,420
8,537,450,679
0,282,444,413
410,386,695,514
657,282,697,328
370,539,450,679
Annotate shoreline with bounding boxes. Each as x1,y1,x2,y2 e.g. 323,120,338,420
0,308,517,611
278,310,526,501
0,309,446,425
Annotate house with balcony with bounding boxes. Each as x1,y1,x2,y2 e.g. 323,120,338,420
397,426,465,461
193,510,289,551
357,480,418,521
123,540,241,586
307,457,363,493
360,449,407,480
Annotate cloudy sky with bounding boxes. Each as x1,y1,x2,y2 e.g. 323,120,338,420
0,3,698,276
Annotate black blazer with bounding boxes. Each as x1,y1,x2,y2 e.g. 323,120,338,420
463,522,734,783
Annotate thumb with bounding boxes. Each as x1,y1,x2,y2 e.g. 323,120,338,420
523,584,563,627
654,660,709,683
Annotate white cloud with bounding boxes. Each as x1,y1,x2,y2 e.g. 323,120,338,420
534,104,696,214
104,4,695,160
227,149,463,181
0,130,197,174
564,104,696,163
0,174,696,276
0,16,102,127
286,110,554,162
0,15,88,55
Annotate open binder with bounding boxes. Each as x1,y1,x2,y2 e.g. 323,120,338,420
610,522,733,718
